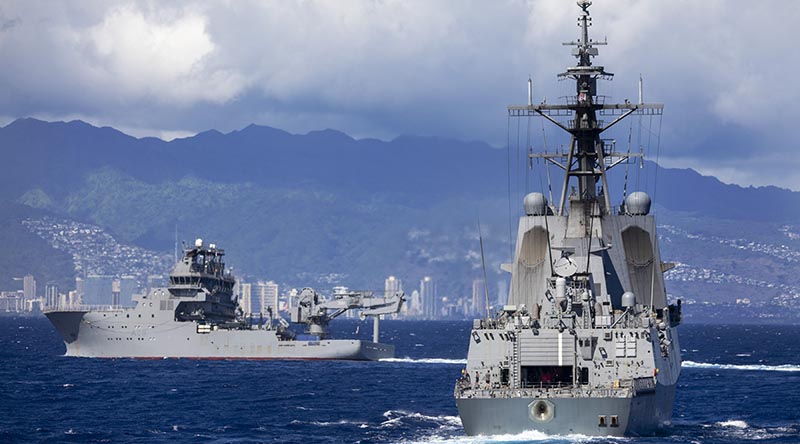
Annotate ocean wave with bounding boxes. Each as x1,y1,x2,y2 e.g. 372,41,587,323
682,361,800,372
380,357,467,365
399,429,617,444
290,419,368,427
716,420,749,428
707,419,797,440
381,410,462,429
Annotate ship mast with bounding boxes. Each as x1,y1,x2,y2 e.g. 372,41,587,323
509,0,662,216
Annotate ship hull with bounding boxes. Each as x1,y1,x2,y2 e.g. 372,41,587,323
456,382,676,436
45,311,393,361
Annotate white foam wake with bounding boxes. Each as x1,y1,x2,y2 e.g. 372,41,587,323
716,420,749,429
381,409,462,429
400,429,613,444
380,357,467,365
682,360,800,372
290,419,368,427
383,411,617,444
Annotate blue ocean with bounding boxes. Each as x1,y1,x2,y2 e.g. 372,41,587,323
1,318,799,444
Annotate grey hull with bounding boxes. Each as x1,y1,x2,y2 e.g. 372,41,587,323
46,311,393,361
456,383,676,436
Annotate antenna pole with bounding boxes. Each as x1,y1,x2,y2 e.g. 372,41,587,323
638,74,643,104
478,217,491,319
527,76,533,106
623,126,632,200
174,222,178,263
541,121,554,204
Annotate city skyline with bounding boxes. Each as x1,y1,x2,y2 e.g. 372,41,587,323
1,268,505,321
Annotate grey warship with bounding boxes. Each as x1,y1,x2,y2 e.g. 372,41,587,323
44,239,403,360
455,1,681,436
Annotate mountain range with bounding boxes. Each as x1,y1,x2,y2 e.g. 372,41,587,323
2,118,799,322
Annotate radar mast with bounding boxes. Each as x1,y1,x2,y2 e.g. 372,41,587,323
508,0,662,216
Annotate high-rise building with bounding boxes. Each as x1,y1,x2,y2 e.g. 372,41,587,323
420,276,437,320
384,276,402,298
238,282,252,314
45,284,59,308
120,276,137,306
254,281,279,315
84,275,114,305
384,275,404,318
409,290,421,317
497,280,509,307
287,288,298,310
111,279,121,306
23,275,36,302
0,291,23,312
265,281,279,314
75,277,84,305
471,279,487,317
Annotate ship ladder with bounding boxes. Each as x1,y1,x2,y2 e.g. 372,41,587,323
511,331,520,389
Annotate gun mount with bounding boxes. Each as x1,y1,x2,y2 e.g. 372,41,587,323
290,287,405,342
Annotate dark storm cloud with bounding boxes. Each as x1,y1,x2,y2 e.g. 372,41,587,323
0,1,795,188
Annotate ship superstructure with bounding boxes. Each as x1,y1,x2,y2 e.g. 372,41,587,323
45,239,404,360
455,1,681,436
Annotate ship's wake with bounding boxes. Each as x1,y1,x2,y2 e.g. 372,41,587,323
290,419,369,428
381,358,800,372
398,429,625,444
380,410,462,430
379,412,626,444
699,419,800,441
682,361,800,372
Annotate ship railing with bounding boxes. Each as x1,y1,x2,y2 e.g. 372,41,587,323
520,381,571,390
567,119,605,130
41,304,126,313
564,95,608,106
456,386,632,400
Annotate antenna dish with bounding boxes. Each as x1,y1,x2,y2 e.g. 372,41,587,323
553,256,578,277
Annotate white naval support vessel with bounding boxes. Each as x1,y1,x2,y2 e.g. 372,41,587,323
44,239,404,360
455,1,682,436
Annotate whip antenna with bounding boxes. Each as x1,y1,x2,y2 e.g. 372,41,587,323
478,217,491,319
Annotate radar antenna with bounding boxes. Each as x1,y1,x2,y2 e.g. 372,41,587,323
509,0,662,215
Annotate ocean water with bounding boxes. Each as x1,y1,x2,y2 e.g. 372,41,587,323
1,318,799,444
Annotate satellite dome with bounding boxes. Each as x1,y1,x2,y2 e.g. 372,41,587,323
621,291,636,308
624,191,651,216
523,193,548,216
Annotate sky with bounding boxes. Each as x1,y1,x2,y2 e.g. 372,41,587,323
0,1,796,190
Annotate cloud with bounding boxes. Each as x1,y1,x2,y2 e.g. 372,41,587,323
83,4,239,105
0,1,797,189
